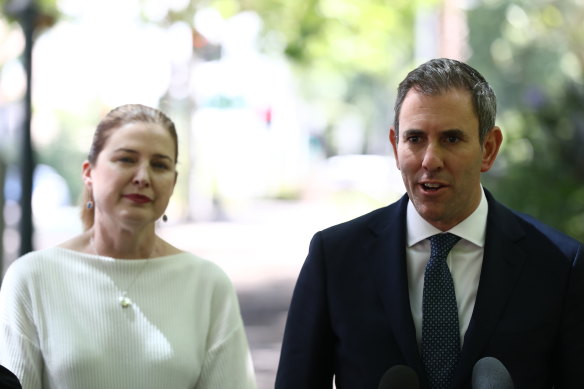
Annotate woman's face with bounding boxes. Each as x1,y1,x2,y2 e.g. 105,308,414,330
83,121,177,229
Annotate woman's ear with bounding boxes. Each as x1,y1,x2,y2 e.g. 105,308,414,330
82,161,92,188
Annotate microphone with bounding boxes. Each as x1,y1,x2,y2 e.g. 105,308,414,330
472,357,514,389
378,365,419,389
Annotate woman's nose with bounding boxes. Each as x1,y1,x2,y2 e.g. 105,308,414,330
133,166,151,187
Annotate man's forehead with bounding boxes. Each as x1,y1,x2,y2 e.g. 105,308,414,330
405,86,472,100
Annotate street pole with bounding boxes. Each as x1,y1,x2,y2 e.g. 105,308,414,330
4,0,37,256
19,5,36,256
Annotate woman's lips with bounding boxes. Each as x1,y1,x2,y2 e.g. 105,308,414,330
123,194,152,203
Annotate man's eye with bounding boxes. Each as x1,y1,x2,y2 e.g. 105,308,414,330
119,157,135,163
407,136,421,143
446,136,460,143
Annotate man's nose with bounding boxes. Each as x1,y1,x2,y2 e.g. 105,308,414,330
421,143,444,172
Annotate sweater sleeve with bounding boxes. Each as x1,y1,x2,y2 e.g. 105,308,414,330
0,259,44,389
195,267,257,389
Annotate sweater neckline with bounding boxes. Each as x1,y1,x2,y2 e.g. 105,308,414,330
52,246,186,262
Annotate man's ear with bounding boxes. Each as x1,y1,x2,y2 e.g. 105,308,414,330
389,127,400,170
480,126,503,173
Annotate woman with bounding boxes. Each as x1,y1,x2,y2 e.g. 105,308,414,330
0,104,257,389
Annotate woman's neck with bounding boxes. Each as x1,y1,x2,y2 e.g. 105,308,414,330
89,224,157,260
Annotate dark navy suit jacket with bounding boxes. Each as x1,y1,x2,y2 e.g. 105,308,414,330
0,365,21,389
275,191,584,388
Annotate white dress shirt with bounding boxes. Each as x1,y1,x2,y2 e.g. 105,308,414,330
406,187,488,348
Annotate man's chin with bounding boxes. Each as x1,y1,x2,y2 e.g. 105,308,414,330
412,204,455,230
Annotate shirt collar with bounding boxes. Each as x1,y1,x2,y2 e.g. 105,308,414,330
406,186,488,248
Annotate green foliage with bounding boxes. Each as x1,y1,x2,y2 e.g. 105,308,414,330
247,0,428,154
470,0,584,241
0,0,58,24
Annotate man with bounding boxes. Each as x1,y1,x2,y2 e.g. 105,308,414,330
275,58,584,389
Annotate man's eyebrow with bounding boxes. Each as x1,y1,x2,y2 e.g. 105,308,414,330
442,129,466,138
401,129,425,138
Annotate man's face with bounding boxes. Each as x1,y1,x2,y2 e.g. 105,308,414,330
390,88,502,231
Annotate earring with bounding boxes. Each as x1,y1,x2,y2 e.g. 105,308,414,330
86,201,94,209
162,214,168,222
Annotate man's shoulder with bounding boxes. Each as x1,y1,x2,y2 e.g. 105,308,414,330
513,210,582,255
487,192,582,258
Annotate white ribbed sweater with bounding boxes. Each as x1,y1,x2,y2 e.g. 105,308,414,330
0,247,257,389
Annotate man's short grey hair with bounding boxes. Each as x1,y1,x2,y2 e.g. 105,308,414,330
393,58,497,144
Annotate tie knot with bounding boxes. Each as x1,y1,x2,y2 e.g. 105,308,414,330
429,233,461,259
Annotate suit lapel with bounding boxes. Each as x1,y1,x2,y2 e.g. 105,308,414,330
454,192,527,387
370,195,425,375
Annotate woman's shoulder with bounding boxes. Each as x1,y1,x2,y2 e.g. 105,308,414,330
7,247,64,268
169,251,228,274
164,251,234,289
2,247,69,290
157,238,185,257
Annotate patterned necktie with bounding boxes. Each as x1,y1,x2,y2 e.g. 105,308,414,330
421,233,462,389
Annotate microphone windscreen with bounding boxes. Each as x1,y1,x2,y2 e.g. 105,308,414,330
472,357,514,389
378,365,420,389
